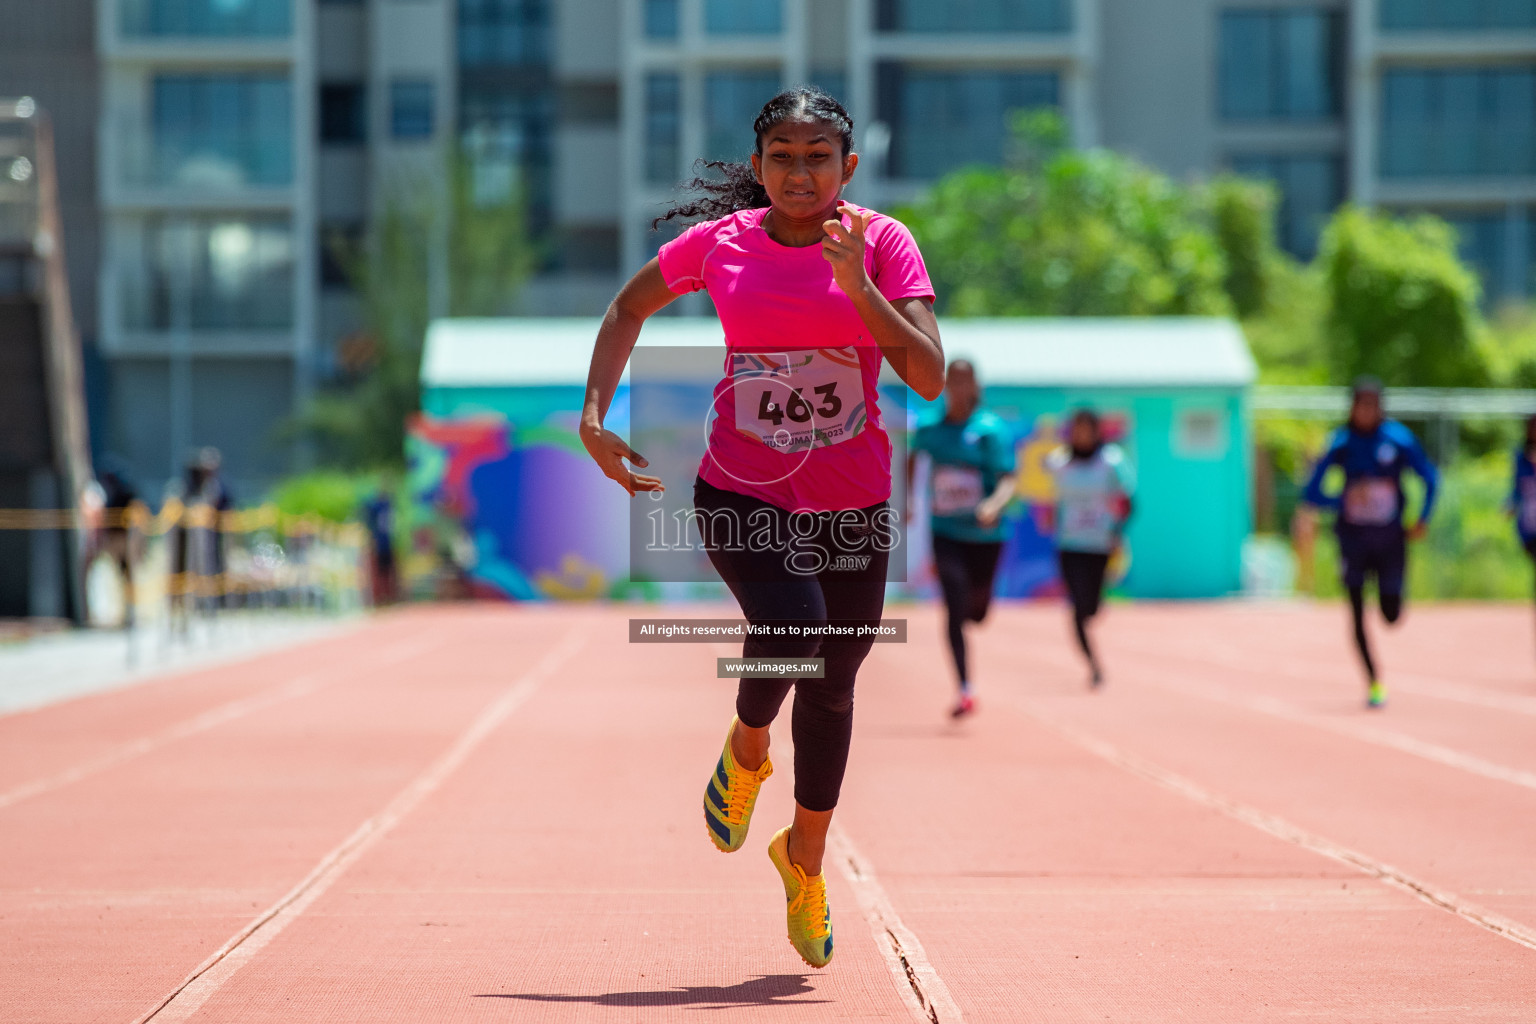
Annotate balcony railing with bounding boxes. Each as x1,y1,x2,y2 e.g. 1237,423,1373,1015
110,100,294,193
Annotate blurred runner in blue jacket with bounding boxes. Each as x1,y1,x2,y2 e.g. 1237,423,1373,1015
1302,377,1438,708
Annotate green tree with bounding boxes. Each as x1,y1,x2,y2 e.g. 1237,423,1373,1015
1207,174,1280,318
898,113,1233,317
1317,207,1488,388
297,148,537,468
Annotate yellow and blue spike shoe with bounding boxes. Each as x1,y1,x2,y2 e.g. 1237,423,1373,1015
704,717,772,853
1367,680,1387,708
766,826,834,968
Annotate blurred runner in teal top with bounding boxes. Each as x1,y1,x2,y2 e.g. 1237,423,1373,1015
909,360,1016,717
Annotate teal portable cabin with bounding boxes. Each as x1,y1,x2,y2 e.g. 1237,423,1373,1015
927,318,1256,599
415,317,1254,601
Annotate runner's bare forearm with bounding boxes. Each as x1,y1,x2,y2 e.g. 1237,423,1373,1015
845,283,944,401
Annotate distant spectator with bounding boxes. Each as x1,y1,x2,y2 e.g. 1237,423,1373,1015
83,463,143,629
197,448,235,606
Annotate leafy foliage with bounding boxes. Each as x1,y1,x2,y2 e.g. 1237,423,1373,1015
1208,175,1279,319
899,114,1234,317
268,470,375,524
1318,207,1488,389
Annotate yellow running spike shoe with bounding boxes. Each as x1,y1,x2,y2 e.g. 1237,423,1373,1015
767,826,834,968
704,717,772,853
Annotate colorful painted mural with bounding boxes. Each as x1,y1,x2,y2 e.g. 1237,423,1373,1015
405,405,631,600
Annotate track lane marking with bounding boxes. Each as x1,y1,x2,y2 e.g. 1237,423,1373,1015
0,635,440,813
829,825,965,1024
982,626,1536,794
1135,669,1536,795
999,695,1536,953
131,627,586,1024
1118,635,1536,717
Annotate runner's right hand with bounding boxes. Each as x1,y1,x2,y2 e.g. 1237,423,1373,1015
580,423,664,496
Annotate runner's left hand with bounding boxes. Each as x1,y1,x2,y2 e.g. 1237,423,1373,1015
1407,521,1428,541
823,204,871,296
975,494,1006,528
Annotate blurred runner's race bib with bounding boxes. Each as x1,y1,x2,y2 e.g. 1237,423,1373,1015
931,465,984,516
1064,500,1113,537
1343,479,1398,526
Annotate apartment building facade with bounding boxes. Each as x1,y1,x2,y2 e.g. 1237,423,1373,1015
11,0,1527,492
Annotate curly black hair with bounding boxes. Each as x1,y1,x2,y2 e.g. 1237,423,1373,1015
653,86,855,229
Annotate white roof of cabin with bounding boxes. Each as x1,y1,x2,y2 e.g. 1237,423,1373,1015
421,316,1256,389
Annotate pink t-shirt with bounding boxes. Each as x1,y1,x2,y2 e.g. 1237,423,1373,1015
657,204,934,513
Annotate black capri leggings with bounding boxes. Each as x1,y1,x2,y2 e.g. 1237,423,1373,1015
931,534,1004,684
1058,549,1110,663
693,476,890,813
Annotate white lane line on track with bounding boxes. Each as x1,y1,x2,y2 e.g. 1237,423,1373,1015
829,825,965,1024
1121,637,1536,718
0,636,439,813
132,627,586,1024
1390,674,1536,716
1141,672,1536,795
1006,697,1536,954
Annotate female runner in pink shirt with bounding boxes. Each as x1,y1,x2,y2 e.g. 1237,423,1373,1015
580,87,943,967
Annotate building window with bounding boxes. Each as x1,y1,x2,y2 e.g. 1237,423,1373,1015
458,0,549,68
1218,9,1342,120
318,222,362,289
875,0,1070,33
557,226,621,272
644,0,679,37
645,74,681,184
877,64,1059,179
812,70,848,106
1229,153,1343,258
704,0,781,34
704,70,783,164
1438,208,1535,305
151,74,293,187
1381,0,1536,30
119,0,291,36
390,81,436,139
120,215,295,331
461,86,554,233
1381,67,1536,177
319,84,366,144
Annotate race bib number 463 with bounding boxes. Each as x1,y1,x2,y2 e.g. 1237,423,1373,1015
731,348,868,454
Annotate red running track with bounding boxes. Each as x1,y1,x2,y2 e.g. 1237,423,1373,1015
3,601,1534,1022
